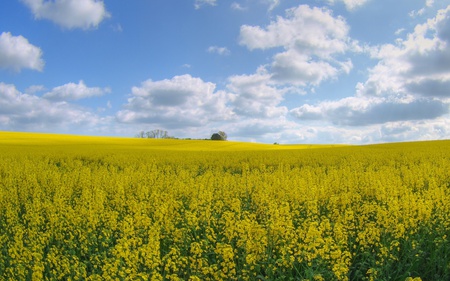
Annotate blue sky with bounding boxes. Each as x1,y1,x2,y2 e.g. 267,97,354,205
1,0,450,144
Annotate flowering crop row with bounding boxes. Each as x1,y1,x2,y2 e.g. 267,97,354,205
0,133,449,280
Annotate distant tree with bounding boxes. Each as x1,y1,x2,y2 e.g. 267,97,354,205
135,131,146,138
211,133,222,140
136,129,172,139
211,131,227,141
218,131,227,141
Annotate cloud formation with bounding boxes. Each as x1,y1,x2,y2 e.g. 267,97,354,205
240,5,349,53
290,5,450,131
227,71,287,118
357,5,450,98
0,82,107,132
267,0,280,11
2,1,449,144
194,0,217,9
21,0,110,29
116,75,235,128
327,0,370,11
43,80,111,101
207,46,230,55
239,5,355,87
0,32,44,72
291,96,449,126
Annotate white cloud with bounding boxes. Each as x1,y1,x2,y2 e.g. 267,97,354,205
271,50,351,85
231,2,246,11
240,5,350,55
358,5,450,98
410,9,426,18
226,117,292,142
239,5,355,87
25,85,46,94
278,108,450,144
207,46,230,55
0,82,108,132
410,0,435,18
194,0,217,9
377,118,450,142
43,80,111,101
327,0,370,11
222,117,399,144
395,28,406,35
285,5,450,143
291,96,449,126
267,0,280,12
313,119,450,144
116,75,235,128
21,0,110,29
342,0,369,11
0,32,44,72
227,71,288,118
231,1,277,11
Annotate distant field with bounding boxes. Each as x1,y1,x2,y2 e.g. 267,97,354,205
0,131,449,281
0,131,343,151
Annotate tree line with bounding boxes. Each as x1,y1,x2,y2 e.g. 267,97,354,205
135,130,227,141
135,130,173,139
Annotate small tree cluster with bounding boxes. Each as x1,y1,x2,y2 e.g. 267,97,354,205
211,131,227,141
136,129,173,139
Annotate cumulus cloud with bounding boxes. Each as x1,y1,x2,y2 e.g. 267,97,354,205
43,80,111,101
225,118,375,144
358,5,450,98
259,115,449,144
239,5,355,87
227,71,288,118
377,118,450,142
25,85,46,95
285,5,450,144
0,82,107,132
116,75,235,128
21,0,110,29
207,46,230,55
0,32,44,72
240,119,289,137
318,119,449,144
271,51,353,85
239,5,349,53
405,79,450,97
291,96,449,126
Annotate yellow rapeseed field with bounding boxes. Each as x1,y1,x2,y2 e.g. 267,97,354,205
0,132,449,281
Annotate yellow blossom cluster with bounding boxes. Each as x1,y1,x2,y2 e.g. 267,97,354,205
0,132,449,280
